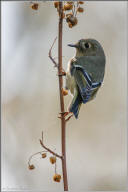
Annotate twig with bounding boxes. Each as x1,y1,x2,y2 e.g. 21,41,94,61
75,2,79,17
49,37,58,68
28,150,47,166
39,132,62,159
55,158,57,174
49,38,66,75
53,56,65,60
72,2,75,15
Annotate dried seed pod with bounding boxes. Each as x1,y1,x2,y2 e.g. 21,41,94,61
66,15,78,27
31,3,39,10
77,7,84,13
50,156,56,164
64,3,73,11
53,174,61,182
68,22,73,28
42,153,47,158
62,88,68,96
67,1,73,4
79,1,84,4
28,164,35,170
54,1,59,8
66,13,73,17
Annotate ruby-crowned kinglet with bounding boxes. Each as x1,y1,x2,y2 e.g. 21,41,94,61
65,38,106,119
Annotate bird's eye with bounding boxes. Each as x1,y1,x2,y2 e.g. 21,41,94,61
84,42,90,49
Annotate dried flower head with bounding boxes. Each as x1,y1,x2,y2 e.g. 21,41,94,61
42,153,47,158
68,22,73,28
62,88,68,96
64,3,73,11
66,15,78,27
66,13,73,17
67,1,73,4
28,164,35,170
54,1,59,8
79,1,84,4
31,3,39,10
50,156,56,164
77,7,84,13
53,174,61,182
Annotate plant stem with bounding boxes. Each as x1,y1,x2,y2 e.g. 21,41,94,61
58,2,68,191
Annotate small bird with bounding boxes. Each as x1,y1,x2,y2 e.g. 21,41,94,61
65,38,106,119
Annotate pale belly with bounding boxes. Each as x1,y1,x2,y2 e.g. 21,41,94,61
65,72,76,95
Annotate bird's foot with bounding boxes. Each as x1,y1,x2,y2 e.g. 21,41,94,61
62,88,68,96
58,112,73,121
58,71,66,76
58,112,69,119
65,114,73,122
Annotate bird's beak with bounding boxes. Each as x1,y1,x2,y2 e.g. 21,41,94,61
68,44,78,48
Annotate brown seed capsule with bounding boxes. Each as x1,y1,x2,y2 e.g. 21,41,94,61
67,1,73,4
62,88,68,96
50,156,56,164
68,23,73,28
31,3,39,10
53,174,61,182
28,164,35,170
66,15,78,27
77,7,84,13
64,3,73,11
42,153,47,158
79,1,84,4
66,13,73,17
54,2,59,8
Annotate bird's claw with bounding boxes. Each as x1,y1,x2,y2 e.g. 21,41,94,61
58,71,66,76
58,112,69,119
58,112,73,120
65,114,73,122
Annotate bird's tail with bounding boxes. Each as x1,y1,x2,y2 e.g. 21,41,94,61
69,93,82,119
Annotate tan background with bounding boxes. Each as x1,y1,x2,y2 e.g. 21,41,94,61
2,1,127,191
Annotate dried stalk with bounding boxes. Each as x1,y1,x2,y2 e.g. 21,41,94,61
40,2,68,190
58,2,68,191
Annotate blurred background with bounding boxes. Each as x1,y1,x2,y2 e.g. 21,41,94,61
2,1,127,191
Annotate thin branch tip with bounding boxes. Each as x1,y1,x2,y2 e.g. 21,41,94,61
49,37,58,68
39,134,62,159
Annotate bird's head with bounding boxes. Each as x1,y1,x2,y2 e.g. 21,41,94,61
68,39,104,57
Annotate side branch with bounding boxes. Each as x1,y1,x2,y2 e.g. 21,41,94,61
39,132,62,159
49,37,58,68
28,150,47,166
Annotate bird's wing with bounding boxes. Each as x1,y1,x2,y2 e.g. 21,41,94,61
74,56,105,82
73,69,91,103
69,88,82,119
70,58,102,103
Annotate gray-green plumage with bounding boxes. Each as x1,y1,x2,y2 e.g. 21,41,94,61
66,38,106,119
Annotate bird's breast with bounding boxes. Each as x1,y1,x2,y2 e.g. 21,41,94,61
66,71,76,95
